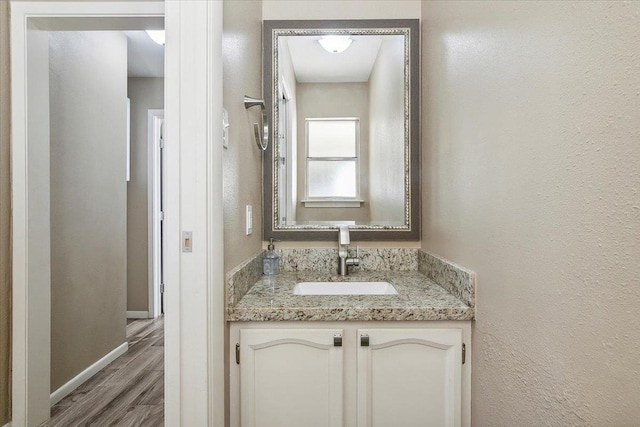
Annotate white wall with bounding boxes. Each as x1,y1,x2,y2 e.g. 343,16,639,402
369,36,405,223
49,31,128,391
421,1,640,424
127,77,164,313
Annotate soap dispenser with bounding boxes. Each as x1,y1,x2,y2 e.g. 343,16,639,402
263,238,280,275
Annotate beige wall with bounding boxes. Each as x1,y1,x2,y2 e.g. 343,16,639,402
127,77,164,313
0,0,11,423
421,1,640,425
263,0,420,20
296,82,371,223
223,1,263,424
223,0,264,273
49,31,128,391
369,36,405,223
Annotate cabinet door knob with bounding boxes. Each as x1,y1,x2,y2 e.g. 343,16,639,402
334,334,342,347
360,333,369,347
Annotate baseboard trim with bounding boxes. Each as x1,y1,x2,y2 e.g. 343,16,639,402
3,421,12,427
127,310,150,319
50,342,128,406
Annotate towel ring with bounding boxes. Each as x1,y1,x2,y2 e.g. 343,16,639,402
243,95,268,151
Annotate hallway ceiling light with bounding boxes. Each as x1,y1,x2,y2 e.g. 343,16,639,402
318,36,353,53
146,30,165,46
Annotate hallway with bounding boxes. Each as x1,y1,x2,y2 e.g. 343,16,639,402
45,318,164,426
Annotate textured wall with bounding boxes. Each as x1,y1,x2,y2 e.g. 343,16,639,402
49,31,128,391
421,1,640,425
0,0,11,423
127,77,164,313
295,82,370,223
223,2,264,424
223,1,264,274
263,0,420,20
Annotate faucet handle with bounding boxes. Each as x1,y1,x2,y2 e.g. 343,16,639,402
346,257,360,267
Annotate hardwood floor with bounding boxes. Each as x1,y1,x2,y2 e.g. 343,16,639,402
45,317,164,427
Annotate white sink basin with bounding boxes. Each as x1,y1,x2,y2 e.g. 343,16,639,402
293,281,398,296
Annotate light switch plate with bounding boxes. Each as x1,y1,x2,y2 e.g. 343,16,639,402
246,205,252,235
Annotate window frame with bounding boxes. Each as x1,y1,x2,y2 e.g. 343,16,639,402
303,117,364,207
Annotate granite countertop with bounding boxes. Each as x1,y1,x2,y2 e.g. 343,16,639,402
226,270,474,322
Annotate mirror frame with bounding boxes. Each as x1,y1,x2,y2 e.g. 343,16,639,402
263,19,420,241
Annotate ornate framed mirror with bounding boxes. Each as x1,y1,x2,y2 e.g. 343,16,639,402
263,19,420,240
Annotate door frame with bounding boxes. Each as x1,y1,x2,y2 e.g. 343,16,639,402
278,77,295,224
10,1,225,426
148,109,164,319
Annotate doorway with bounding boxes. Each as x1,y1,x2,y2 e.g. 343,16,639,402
148,109,165,317
10,3,170,426
11,2,225,426
34,24,166,425
278,77,297,225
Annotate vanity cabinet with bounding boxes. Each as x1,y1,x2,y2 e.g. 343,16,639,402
230,322,470,427
356,329,462,427
239,329,344,427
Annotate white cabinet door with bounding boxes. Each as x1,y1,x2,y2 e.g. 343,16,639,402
240,328,344,427
357,329,462,427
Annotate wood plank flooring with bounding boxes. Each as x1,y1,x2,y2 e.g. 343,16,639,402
45,317,164,427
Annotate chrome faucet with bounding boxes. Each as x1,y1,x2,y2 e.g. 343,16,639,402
337,225,360,276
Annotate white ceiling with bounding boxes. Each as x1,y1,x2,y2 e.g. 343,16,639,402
286,35,383,83
125,31,164,78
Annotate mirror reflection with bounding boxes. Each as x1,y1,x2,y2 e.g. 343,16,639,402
264,20,419,240
275,31,408,228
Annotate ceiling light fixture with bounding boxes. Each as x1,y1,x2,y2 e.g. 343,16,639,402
318,35,353,53
146,30,165,46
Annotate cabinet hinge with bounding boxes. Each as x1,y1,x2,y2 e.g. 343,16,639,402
334,334,342,347
360,333,369,347
159,137,165,149
462,343,466,364
235,343,240,365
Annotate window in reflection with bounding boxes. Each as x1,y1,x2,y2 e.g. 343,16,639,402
304,118,360,204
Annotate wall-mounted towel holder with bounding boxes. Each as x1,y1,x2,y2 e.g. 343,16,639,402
243,95,268,151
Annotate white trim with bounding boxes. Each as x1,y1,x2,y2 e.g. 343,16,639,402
2,422,12,427
163,3,180,424
206,3,225,425
50,342,128,406
11,14,52,426
126,311,150,319
148,110,164,319
302,199,365,208
164,1,224,425
126,98,131,182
